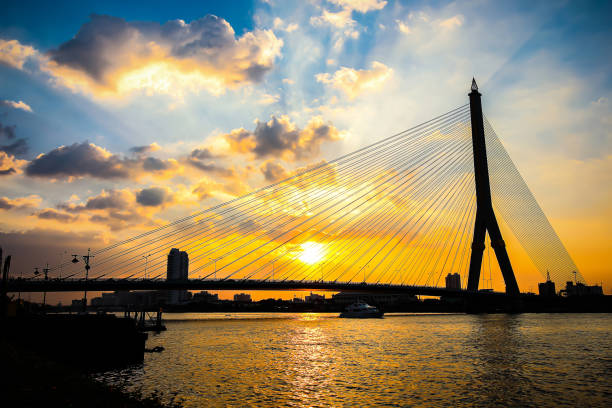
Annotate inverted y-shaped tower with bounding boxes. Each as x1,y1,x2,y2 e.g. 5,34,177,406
467,79,520,295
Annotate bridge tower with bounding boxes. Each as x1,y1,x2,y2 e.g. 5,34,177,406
467,79,520,295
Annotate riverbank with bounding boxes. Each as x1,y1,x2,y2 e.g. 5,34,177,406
0,337,175,407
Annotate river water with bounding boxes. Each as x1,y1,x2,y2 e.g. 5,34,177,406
95,313,612,407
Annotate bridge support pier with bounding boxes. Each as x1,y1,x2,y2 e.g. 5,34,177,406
466,79,520,296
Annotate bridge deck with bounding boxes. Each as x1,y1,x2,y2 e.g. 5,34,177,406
5,278,507,298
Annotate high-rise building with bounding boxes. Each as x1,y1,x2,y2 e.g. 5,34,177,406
445,273,461,290
167,248,189,304
167,248,188,281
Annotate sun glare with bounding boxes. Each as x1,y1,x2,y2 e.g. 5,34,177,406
298,241,326,265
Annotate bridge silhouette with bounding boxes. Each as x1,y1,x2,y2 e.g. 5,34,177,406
4,80,584,299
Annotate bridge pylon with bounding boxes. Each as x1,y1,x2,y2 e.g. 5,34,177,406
467,79,520,295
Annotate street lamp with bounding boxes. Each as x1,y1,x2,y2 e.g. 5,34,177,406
72,248,93,312
209,257,221,280
143,254,150,279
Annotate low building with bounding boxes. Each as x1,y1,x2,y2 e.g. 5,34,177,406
445,273,461,290
561,281,603,297
538,280,556,297
234,293,252,303
305,292,326,303
192,291,219,303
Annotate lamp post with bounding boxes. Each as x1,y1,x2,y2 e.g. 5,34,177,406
143,254,150,280
209,257,221,280
72,249,93,312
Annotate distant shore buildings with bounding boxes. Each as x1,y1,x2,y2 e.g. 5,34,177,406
445,273,461,290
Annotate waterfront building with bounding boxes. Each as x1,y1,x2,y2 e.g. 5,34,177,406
538,280,556,297
305,292,326,303
445,273,461,290
192,291,219,303
561,281,603,296
234,293,252,303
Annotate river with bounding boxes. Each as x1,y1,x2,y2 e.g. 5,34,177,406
94,313,612,407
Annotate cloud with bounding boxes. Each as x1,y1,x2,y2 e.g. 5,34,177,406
0,123,16,140
57,188,162,231
129,142,161,155
316,61,392,99
395,12,463,36
186,147,236,177
439,15,463,30
273,17,299,33
0,39,37,70
260,160,289,182
0,122,28,156
35,208,78,222
0,151,26,176
60,189,132,212
191,176,249,201
136,187,173,207
0,195,41,210
224,115,345,160
311,0,387,28
328,0,387,13
310,0,386,51
42,14,283,99
396,20,411,34
0,100,33,112
25,141,177,180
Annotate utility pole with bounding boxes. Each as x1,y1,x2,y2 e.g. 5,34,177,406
466,79,520,295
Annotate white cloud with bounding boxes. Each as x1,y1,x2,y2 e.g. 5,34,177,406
24,15,283,101
316,61,392,100
1,100,33,112
0,39,38,70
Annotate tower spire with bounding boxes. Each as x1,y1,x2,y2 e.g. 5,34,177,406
471,77,478,92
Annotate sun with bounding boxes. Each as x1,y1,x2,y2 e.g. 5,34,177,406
298,241,326,265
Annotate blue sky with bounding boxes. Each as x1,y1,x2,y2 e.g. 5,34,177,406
0,0,610,297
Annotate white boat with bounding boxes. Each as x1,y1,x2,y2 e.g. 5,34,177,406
339,302,383,318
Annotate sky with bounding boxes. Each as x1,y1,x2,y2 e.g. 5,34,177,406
0,0,610,302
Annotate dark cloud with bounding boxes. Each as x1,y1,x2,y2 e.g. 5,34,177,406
0,195,39,210
224,116,343,160
0,167,15,176
36,209,77,222
26,142,131,179
59,189,132,212
0,123,16,139
187,147,236,177
260,161,289,182
25,142,175,180
0,138,28,156
142,157,171,171
0,198,13,209
48,15,140,83
190,148,217,160
129,143,160,155
136,187,171,207
0,122,28,156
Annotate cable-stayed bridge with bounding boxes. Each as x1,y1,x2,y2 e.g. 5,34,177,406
5,80,584,298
